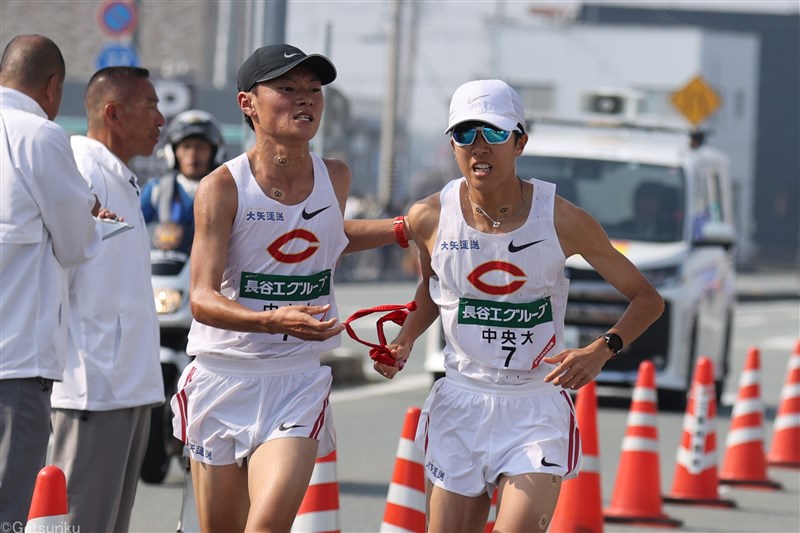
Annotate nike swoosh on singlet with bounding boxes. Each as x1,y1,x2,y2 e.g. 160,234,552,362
278,423,306,431
508,239,545,253
301,205,331,220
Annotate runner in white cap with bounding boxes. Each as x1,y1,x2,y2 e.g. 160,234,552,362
376,79,664,532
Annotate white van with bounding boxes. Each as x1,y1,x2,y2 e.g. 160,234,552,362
425,119,737,410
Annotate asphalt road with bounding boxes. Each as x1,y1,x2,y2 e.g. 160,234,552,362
130,282,800,533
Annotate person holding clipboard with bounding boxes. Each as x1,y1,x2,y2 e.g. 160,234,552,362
48,66,167,533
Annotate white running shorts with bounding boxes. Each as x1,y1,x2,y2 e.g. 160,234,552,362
171,357,335,466
415,376,581,497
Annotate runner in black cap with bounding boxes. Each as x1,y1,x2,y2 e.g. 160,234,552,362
236,43,337,92
171,43,411,531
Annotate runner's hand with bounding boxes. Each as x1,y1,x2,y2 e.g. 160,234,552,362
543,339,614,390
266,304,344,341
373,343,410,380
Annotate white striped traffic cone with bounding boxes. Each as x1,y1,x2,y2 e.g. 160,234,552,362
767,339,800,468
380,407,425,533
292,450,340,533
604,360,682,527
720,347,782,489
483,490,497,533
25,466,69,533
664,356,736,507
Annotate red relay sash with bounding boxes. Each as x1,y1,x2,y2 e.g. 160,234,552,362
344,301,417,369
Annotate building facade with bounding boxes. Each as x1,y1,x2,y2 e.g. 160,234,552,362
490,24,760,265
576,3,799,267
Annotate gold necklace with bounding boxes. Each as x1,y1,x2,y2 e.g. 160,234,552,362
467,178,527,228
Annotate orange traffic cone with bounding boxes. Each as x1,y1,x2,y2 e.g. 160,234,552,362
380,407,426,533
604,361,682,527
291,450,340,533
767,339,800,468
720,347,782,489
26,465,68,530
664,356,736,507
483,489,498,533
551,381,604,533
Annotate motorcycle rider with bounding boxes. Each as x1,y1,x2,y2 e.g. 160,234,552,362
141,109,225,250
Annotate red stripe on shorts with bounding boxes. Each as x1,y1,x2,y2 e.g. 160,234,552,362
177,366,197,444
177,390,188,443
423,414,430,455
561,390,579,475
309,394,329,440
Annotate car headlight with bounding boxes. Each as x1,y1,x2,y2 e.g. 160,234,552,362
153,287,183,314
641,266,682,288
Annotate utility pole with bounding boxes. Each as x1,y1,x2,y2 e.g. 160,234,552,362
394,0,418,206
241,0,288,149
377,0,402,209
263,0,287,45
212,0,233,89
316,21,333,157
241,0,287,70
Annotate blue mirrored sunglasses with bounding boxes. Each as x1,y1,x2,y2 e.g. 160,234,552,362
451,125,517,146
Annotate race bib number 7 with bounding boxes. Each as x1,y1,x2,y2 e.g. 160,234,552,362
456,296,556,370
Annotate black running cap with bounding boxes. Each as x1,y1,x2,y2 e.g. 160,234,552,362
237,44,337,92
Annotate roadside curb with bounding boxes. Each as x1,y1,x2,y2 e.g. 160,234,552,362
737,292,800,302
736,270,800,302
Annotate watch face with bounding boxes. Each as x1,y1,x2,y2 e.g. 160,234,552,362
605,333,623,352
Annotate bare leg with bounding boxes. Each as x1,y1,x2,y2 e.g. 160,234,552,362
245,437,319,533
493,473,562,533
191,458,249,533
426,479,491,533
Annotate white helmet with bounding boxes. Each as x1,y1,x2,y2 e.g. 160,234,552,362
162,109,225,169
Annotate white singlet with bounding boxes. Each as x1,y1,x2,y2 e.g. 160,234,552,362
416,177,580,495
430,177,569,390
186,152,348,367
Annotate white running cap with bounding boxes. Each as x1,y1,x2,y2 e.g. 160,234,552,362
446,79,526,134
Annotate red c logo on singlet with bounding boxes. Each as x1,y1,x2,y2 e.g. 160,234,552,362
467,261,526,295
267,229,320,263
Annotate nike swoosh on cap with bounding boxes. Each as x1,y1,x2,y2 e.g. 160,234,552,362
302,205,332,220
284,52,303,58
508,239,545,253
467,94,490,104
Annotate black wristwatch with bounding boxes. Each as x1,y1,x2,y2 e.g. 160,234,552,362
597,333,623,358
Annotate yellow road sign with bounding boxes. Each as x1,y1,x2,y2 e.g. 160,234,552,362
671,75,722,126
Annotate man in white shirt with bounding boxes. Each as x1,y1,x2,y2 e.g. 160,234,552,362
49,66,166,533
0,34,103,524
